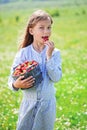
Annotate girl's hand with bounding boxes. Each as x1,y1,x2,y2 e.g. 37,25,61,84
13,76,35,89
45,41,55,60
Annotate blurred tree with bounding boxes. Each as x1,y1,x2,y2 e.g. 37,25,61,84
0,0,9,3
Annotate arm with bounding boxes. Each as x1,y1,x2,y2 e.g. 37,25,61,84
46,49,62,82
8,49,25,91
8,49,35,91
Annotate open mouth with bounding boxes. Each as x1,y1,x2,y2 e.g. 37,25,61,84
42,36,49,42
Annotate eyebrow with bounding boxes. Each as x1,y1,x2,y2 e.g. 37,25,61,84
39,24,51,26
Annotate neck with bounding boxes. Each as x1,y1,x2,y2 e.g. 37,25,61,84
32,42,45,53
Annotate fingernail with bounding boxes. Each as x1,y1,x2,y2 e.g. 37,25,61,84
30,76,33,78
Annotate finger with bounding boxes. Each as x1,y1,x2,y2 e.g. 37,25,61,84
28,77,35,84
25,81,35,88
26,84,34,89
18,75,24,80
23,76,34,81
44,42,51,48
22,84,33,89
46,43,54,50
21,79,35,89
24,76,35,83
28,80,35,86
45,41,54,46
49,41,54,46
27,78,35,84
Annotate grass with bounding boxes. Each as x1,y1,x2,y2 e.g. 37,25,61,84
0,1,87,130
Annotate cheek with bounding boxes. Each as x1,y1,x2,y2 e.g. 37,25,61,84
35,31,42,37
49,31,51,36
47,28,51,34
32,31,38,37
33,32,41,40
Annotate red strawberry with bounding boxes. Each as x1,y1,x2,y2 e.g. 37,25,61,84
32,60,38,66
42,36,49,42
13,70,21,76
13,60,38,77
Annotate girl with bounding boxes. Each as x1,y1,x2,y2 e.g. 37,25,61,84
8,10,62,130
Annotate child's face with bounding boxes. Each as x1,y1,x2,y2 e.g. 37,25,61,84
29,19,52,44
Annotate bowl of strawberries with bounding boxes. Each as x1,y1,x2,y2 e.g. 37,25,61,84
13,60,43,89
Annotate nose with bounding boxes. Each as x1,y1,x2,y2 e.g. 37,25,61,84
44,28,51,34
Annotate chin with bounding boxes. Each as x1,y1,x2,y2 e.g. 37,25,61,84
39,41,45,45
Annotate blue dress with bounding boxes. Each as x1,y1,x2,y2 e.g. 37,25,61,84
8,44,62,130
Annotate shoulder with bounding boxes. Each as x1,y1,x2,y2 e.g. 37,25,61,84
20,45,31,52
17,45,31,55
14,45,31,61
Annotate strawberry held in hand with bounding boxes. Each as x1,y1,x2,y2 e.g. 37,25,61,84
42,36,49,42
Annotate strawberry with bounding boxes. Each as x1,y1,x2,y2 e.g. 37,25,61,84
13,60,38,77
42,36,49,42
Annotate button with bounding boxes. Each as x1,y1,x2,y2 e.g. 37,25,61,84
33,114,35,118
37,97,41,100
35,106,37,109
37,92,40,97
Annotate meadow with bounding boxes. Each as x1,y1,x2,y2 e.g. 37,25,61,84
0,1,87,130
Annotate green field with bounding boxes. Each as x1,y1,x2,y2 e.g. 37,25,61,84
0,1,87,130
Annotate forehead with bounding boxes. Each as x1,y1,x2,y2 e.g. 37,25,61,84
35,19,52,26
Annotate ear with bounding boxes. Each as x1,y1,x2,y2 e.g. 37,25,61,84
29,28,33,35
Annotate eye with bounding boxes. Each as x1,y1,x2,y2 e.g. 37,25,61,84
48,26,51,29
39,26,44,29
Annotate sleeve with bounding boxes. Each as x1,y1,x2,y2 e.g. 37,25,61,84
8,49,26,91
46,49,62,82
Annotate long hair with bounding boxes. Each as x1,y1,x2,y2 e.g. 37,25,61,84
19,10,53,49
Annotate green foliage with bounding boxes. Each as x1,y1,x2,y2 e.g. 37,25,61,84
0,19,2,23
0,2,87,130
46,9,60,17
15,16,19,22
82,9,86,15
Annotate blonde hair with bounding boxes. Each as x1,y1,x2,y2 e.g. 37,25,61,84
19,10,53,49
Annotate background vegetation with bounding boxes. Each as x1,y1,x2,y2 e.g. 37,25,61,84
0,1,87,130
